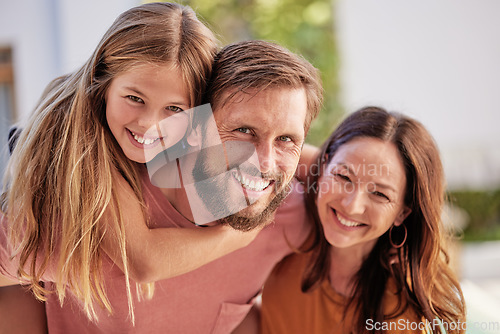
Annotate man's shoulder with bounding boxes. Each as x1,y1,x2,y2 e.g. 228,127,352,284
272,180,311,247
275,179,307,220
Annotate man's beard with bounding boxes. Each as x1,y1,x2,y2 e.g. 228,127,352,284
191,142,292,231
218,183,291,231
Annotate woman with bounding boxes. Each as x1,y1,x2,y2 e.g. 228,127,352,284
260,107,466,333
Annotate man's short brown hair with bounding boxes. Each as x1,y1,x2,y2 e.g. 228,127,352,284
204,40,323,133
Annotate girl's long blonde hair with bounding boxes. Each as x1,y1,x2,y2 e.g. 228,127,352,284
1,2,216,322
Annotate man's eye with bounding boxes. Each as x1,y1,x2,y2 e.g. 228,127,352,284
127,95,144,103
236,128,251,134
167,106,184,113
278,136,292,142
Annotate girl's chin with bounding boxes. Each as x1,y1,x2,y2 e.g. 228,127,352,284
122,144,160,164
123,151,149,164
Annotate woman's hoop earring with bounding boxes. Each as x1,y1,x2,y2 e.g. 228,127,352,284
389,224,407,249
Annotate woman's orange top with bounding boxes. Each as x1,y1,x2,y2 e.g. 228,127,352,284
261,252,427,334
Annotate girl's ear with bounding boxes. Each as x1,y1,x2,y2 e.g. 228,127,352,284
186,124,202,148
394,206,412,226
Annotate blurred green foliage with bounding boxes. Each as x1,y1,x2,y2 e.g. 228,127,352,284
148,0,344,145
448,189,500,241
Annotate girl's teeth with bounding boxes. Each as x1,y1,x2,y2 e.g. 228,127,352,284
131,131,158,145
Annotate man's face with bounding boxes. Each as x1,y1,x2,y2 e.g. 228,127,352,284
192,87,308,230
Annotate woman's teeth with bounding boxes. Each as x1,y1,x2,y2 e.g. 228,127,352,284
131,131,159,145
336,212,363,227
234,173,270,192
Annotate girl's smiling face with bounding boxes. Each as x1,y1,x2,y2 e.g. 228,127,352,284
316,137,411,255
106,63,191,163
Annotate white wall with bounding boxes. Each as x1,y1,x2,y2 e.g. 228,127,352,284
56,0,140,75
0,0,139,122
0,0,60,122
335,0,500,190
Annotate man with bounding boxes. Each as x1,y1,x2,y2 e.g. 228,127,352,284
156,40,322,233
2,40,322,333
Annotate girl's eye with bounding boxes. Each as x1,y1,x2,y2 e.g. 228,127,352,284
236,128,251,134
127,95,144,104
167,106,184,113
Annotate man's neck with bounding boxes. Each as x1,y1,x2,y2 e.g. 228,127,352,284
159,186,195,223
159,185,220,227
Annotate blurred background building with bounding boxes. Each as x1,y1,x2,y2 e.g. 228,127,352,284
1,0,499,332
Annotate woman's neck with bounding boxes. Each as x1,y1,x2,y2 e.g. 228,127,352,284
328,242,375,296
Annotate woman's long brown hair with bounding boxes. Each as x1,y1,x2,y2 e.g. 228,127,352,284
302,107,466,333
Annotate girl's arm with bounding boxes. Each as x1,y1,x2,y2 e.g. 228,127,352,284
101,173,263,284
0,273,17,287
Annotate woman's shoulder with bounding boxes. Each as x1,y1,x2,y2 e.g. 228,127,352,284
270,251,312,279
382,277,425,331
263,251,310,297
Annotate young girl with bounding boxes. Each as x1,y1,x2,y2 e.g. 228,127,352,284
260,107,466,333
0,2,261,328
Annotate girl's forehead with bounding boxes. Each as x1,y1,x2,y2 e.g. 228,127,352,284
119,61,180,77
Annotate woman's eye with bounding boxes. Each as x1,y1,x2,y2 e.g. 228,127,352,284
372,191,390,201
167,106,184,113
126,95,144,104
333,173,351,182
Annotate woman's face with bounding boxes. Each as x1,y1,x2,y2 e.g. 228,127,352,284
106,63,190,163
316,137,411,255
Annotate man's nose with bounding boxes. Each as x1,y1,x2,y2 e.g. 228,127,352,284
256,142,277,175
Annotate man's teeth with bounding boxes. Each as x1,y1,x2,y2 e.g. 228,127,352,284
234,173,270,191
336,212,363,227
131,131,159,145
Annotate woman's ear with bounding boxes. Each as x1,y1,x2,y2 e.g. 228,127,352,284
394,206,412,227
186,124,201,148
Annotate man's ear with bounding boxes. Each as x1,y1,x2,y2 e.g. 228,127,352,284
186,124,201,148
394,206,412,226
